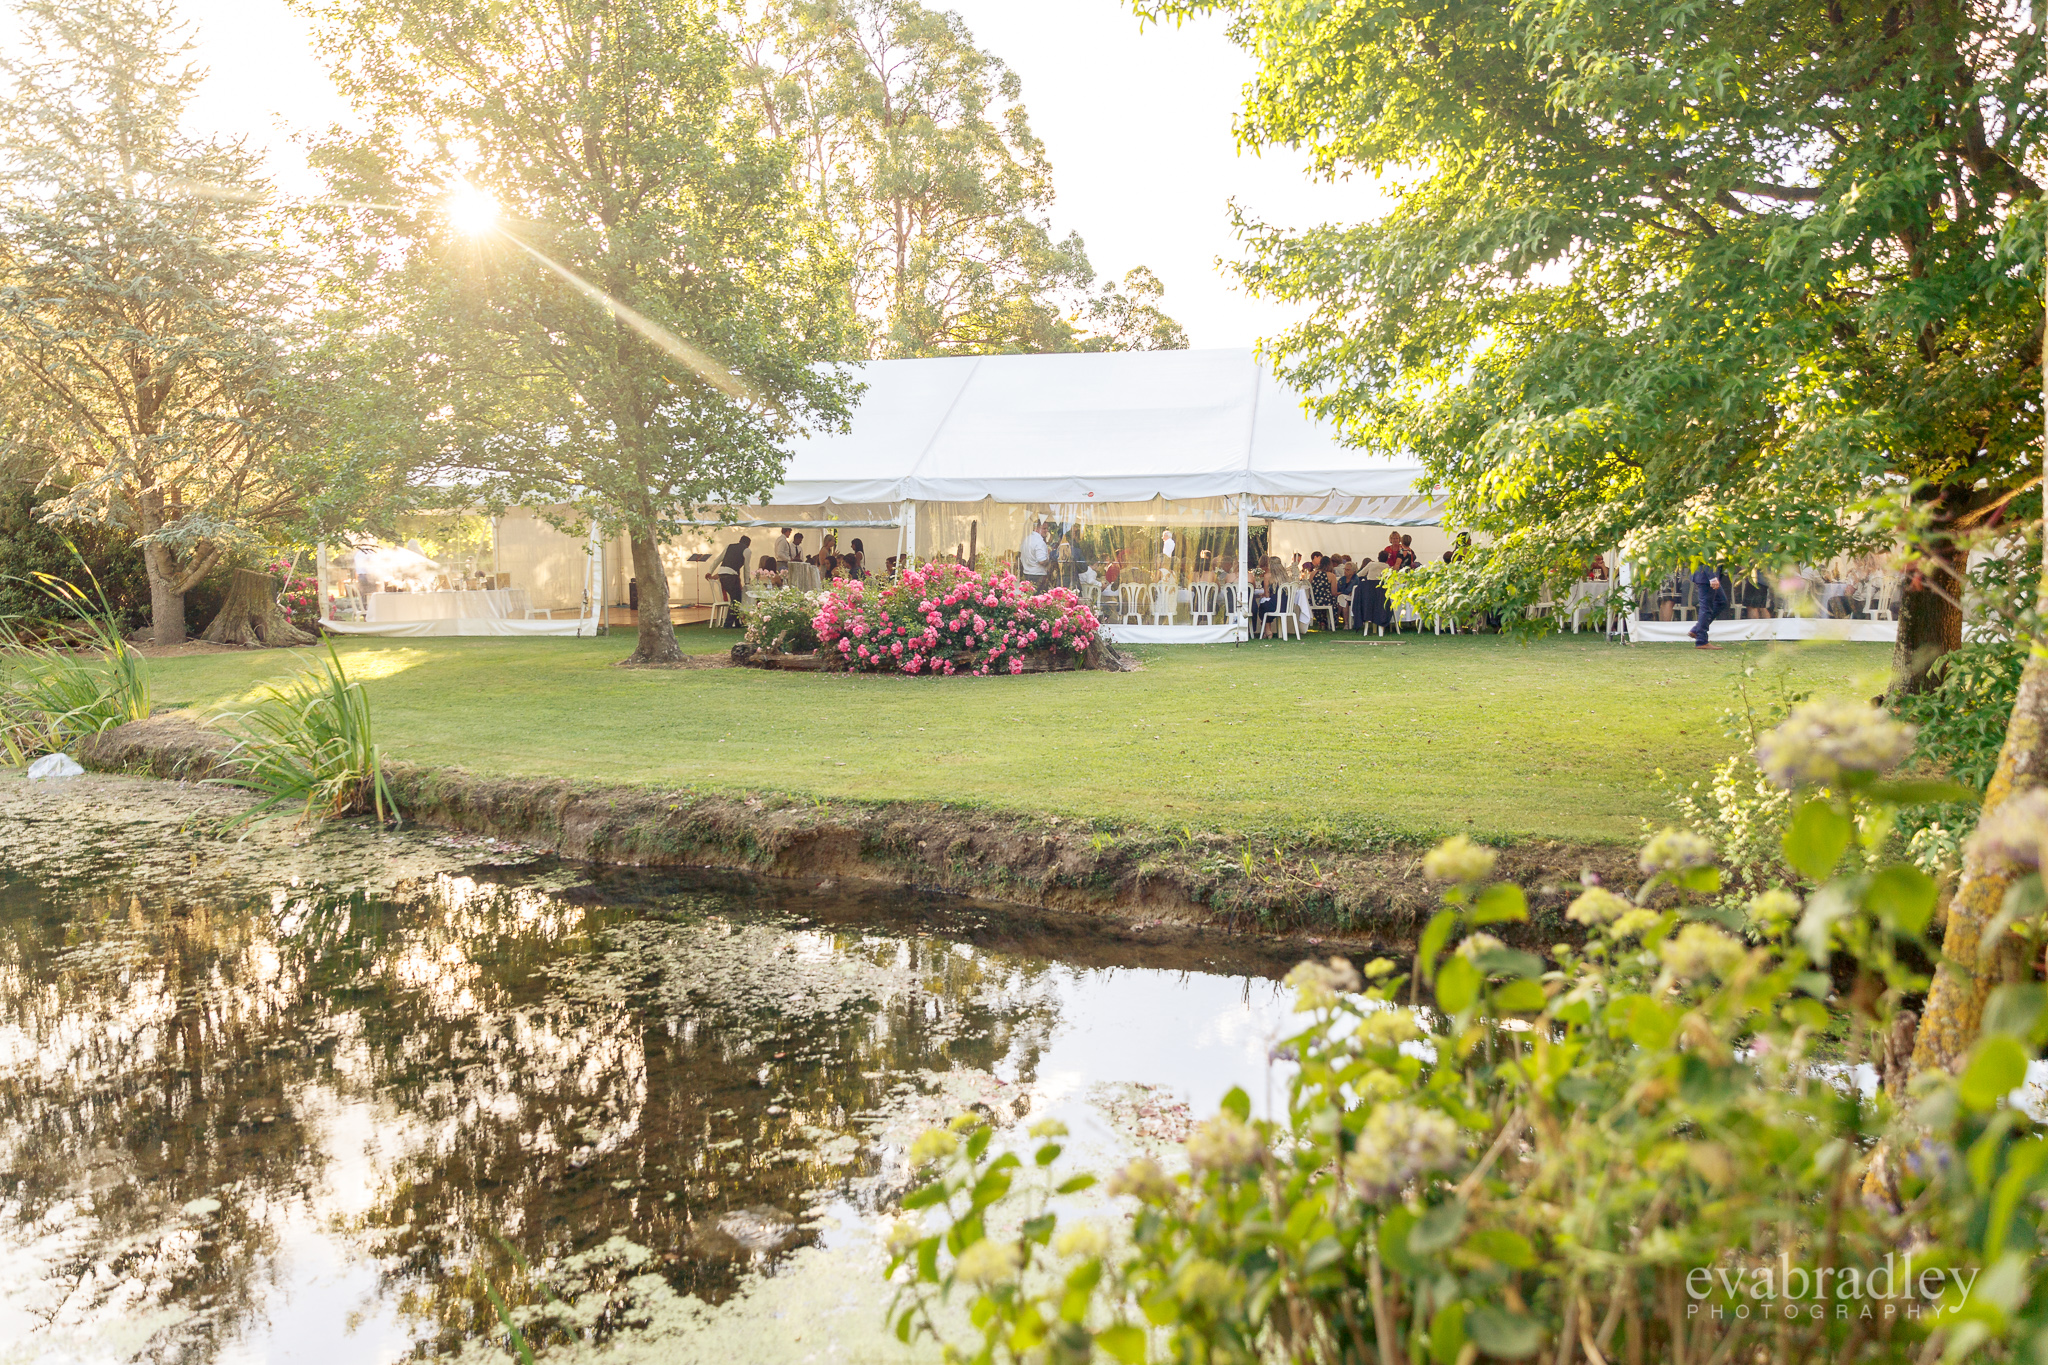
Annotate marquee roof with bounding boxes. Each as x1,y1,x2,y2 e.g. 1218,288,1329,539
765,349,1432,517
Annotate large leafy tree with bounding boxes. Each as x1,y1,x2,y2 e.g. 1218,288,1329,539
742,0,1187,355
300,0,860,664
0,0,306,644
1155,0,2043,693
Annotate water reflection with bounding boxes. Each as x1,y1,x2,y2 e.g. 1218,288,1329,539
0,831,1299,1362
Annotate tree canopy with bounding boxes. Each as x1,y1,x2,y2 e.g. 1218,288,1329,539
0,0,307,644
1153,0,2045,687
743,0,1187,356
300,0,861,663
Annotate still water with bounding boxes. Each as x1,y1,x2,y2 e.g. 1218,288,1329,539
0,775,1303,1363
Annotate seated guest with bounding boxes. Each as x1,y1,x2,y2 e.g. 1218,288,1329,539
1308,557,1338,627
756,554,781,585
1335,559,1361,627
1353,562,1392,632
1398,534,1419,570
1585,554,1610,581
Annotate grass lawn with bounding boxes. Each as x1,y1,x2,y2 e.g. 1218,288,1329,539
144,628,1894,846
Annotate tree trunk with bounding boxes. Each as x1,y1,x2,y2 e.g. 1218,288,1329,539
1909,647,2048,1074
625,526,682,664
1911,295,2048,1073
1886,482,1968,701
200,568,316,647
140,541,187,647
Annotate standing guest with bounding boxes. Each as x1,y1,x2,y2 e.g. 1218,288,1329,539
847,538,867,579
1161,529,1177,572
790,531,806,565
1689,561,1728,648
772,526,797,564
1291,552,1306,579
1377,531,1403,569
708,535,751,622
1057,532,1077,588
1019,520,1052,585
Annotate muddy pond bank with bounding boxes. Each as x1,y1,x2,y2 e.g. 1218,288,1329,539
0,770,1310,1362
76,714,1635,947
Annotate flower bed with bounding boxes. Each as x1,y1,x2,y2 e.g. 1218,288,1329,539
812,562,1101,675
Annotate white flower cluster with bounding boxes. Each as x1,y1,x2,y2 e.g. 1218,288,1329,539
1567,886,1634,926
1354,1006,1422,1051
1423,835,1498,883
1755,698,1916,790
1454,931,1505,961
953,1237,1021,1286
1965,787,2048,871
1054,1221,1109,1261
1341,1102,1465,1201
1185,1115,1266,1173
1283,956,1362,1010
1658,922,1748,981
1105,1156,1174,1201
1748,888,1802,931
1639,827,1716,875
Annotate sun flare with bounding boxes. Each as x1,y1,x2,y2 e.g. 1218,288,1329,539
445,184,499,235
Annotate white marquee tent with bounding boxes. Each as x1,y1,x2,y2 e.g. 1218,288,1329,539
323,349,1442,642
317,347,1895,644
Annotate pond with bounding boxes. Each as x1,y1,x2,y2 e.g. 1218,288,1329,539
0,774,1311,1363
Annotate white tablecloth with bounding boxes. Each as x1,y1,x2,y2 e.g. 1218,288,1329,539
366,588,533,623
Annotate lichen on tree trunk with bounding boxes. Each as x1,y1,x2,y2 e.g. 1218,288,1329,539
200,567,315,647
1910,640,2048,1076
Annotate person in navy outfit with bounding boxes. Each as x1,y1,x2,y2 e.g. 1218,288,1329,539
1689,562,1728,648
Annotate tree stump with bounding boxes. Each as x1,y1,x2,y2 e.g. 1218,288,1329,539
200,567,317,647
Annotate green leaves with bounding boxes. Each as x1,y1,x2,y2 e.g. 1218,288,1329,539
1467,1304,1544,1358
1960,1034,2030,1112
1435,955,1480,1014
1783,798,1851,883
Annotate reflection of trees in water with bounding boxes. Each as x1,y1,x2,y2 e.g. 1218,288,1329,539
0,866,1069,1359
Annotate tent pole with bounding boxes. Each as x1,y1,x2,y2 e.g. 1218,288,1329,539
316,543,331,624
1234,499,1248,638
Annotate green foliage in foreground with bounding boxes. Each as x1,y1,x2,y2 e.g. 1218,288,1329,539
211,643,396,826
0,570,149,762
883,706,2048,1363
142,633,1893,844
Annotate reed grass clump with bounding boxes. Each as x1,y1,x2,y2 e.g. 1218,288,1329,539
214,642,398,825
0,571,150,763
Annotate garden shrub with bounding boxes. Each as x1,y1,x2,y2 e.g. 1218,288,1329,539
813,561,1101,675
742,584,823,653
883,700,2048,1364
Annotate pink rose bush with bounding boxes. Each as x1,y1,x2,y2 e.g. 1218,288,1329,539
812,561,1101,676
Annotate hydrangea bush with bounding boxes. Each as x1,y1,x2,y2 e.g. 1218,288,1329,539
812,561,1101,676
884,702,2048,1364
741,584,822,653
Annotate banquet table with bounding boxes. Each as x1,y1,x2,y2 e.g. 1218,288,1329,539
366,587,534,623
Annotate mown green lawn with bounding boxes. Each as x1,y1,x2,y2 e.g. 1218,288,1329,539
145,628,1893,846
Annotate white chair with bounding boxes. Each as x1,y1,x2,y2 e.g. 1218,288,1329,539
1188,581,1218,625
1148,580,1177,625
1261,585,1300,640
1117,582,1146,624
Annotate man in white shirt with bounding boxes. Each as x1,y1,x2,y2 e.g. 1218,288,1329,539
771,527,796,566
1019,521,1051,585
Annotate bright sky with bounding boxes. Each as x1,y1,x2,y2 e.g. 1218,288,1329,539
170,0,1385,350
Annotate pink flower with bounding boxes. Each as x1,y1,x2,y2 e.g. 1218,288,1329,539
1009,657,1024,674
